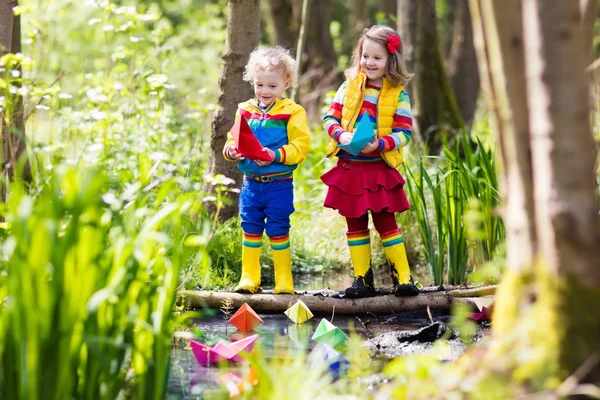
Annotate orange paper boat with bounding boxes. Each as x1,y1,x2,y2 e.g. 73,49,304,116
229,303,263,332
231,116,272,162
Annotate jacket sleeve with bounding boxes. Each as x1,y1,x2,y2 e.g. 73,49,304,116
273,106,311,165
322,82,347,142
222,109,240,161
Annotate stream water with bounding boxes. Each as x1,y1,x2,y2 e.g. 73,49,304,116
167,269,444,399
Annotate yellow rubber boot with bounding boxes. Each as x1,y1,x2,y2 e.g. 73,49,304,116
234,233,262,294
271,234,294,294
345,230,375,298
382,229,419,296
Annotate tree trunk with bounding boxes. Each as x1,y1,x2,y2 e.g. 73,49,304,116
447,0,479,128
470,0,536,334
298,0,342,121
413,0,464,154
376,0,396,22
0,0,30,202
348,0,370,42
265,0,297,50
204,0,260,221
579,0,597,63
524,0,600,379
397,0,418,99
471,0,600,384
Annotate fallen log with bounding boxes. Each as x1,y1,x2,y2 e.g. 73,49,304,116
178,289,481,315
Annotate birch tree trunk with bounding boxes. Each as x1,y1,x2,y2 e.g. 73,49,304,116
0,0,30,202
523,0,600,378
471,0,600,382
204,0,260,221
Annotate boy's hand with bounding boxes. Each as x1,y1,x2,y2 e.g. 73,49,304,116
338,131,353,145
255,148,276,166
360,137,379,154
229,146,246,160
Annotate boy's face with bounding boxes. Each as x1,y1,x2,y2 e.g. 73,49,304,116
360,38,388,85
253,69,290,108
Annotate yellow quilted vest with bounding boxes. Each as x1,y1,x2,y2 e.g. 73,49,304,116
326,72,405,168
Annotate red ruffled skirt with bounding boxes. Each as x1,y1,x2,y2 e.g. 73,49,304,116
321,159,410,218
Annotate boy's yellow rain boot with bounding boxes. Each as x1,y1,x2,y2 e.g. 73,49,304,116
344,229,376,298
270,234,294,294
382,229,419,296
234,232,262,294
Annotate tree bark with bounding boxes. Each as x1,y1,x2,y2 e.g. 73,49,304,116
298,0,342,121
579,0,597,63
180,289,481,314
470,0,536,334
0,0,31,202
265,0,297,50
523,0,600,378
397,0,418,99
348,0,370,42
471,0,600,383
204,0,260,221
413,0,464,154
376,0,396,22
447,0,479,128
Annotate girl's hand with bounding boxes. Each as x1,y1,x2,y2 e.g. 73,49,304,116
339,131,353,145
229,146,246,160
360,137,379,154
255,148,276,166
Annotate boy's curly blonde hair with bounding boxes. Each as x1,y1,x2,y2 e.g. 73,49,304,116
243,46,298,87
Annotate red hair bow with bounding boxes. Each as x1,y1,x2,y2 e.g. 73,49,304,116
387,34,401,54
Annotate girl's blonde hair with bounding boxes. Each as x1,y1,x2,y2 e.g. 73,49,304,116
345,25,413,86
243,46,297,87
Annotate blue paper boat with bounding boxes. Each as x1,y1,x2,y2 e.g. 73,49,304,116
309,343,351,381
337,112,376,156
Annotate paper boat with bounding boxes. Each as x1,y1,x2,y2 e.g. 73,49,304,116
311,318,348,348
229,303,263,332
284,300,314,324
470,305,494,322
231,116,272,162
337,112,375,156
189,333,259,366
309,342,351,381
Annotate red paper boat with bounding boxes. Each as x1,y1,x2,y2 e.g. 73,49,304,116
189,333,259,366
470,305,494,322
228,303,263,332
231,116,272,162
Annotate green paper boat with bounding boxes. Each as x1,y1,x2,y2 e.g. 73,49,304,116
337,112,376,156
311,318,348,348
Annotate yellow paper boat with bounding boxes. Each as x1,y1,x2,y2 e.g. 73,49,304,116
284,300,314,324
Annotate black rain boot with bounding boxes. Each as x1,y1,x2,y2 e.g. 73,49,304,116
344,268,376,298
389,263,420,297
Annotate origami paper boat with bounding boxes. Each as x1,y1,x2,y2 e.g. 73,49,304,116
309,342,351,381
229,303,263,332
284,299,314,324
311,318,348,349
470,305,494,322
189,333,259,366
231,116,272,162
337,112,376,156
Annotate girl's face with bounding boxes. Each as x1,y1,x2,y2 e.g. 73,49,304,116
253,69,290,108
360,38,388,85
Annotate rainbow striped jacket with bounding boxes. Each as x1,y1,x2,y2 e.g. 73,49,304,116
223,97,311,177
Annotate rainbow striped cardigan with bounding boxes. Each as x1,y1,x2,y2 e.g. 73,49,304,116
223,98,311,177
